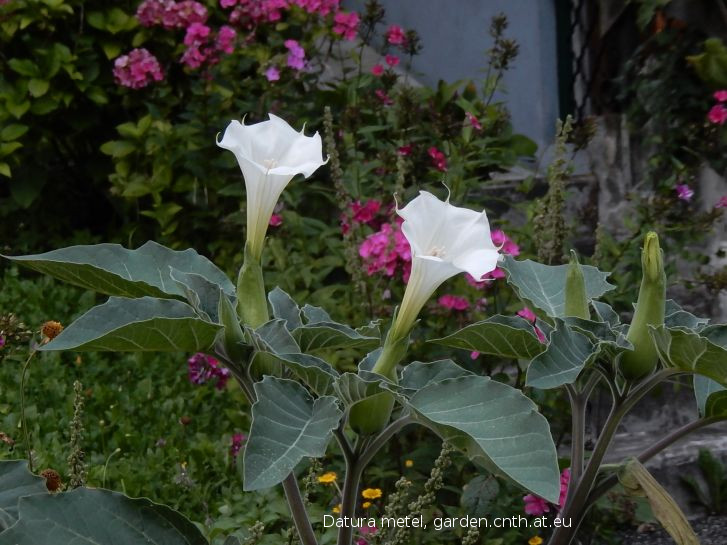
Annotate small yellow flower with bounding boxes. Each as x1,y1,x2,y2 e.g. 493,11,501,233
361,488,382,500
318,471,337,484
404,459,414,468
528,537,543,545
362,501,372,509
332,504,341,514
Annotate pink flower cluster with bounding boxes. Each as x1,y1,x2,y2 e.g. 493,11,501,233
180,22,238,68
428,146,447,172
333,11,359,40
438,294,469,311
675,183,694,202
223,0,340,28
230,433,246,460
371,55,399,77
113,48,164,89
359,218,412,281
285,39,306,70
386,24,406,45
708,90,727,125
136,0,208,29
523,468,570,516
187,353,231,389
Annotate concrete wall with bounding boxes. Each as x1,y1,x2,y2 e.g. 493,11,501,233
346,0,561,148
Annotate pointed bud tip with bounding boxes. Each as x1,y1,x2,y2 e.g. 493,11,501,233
642,232,663,282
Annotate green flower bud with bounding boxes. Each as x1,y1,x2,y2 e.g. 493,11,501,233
565,250,590,319
620,232,666,380
236,243,269,328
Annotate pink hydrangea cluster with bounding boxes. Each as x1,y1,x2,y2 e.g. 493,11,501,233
289,0,340,15
438,294,470,311
285,39,306,70
226,0,288,26
465,229,519,288
359,218,412,281
181,22,237,68
187,353,231,389
675,183,694,202
523,468,570,516
708,90,727,125
333,11,359,40
386,24,406,45
427,146,447,172
136,0,208,29
230,433,246,460
113,48,164,89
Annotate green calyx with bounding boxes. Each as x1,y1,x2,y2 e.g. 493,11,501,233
564,250,590,319
620,232,666,380
236,243,269,328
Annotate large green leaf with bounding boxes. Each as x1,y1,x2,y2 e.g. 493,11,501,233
293,322,379,352
651,326,727,386
399,360,473,392
0,488,207,545
268,287,302,331
169,268,224,323
3,241,234,300
526,320,596,389
665,300,709,330
0,461,46,530
431,315,545,360
461,475,499,517
334,372,388,407
407,375,560,503
40,297,221,352
265,352,338,396
693,326,727,416
243,377,342,491
501,256,615,318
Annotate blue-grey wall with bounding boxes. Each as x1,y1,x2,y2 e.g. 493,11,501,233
347,0,560,148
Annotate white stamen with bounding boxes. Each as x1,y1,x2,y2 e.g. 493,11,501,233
427,246,446,258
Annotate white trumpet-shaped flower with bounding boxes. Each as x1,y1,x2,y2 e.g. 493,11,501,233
217,114,326,260
388,190,501,342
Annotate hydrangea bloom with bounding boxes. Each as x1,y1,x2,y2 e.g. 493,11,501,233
285,39,306,70
359,219,412,281
438,294,469,310
113,48,164,89
333,11,359,40
427,146,447,172
216,25,237,54
386,24,406,45
675,184,694,201
187,353,231,389
136,0,208,29
184,22,211,46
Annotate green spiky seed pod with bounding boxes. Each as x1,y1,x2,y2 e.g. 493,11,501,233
565,250,590,319
620,232,666,380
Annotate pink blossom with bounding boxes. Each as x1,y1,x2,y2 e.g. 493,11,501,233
184,22,211,46
559,468,571,507
181,46,208,69
385,54,399,67
491,229,520,256
438,294,470,311
517,307,547,343
137,0,208,29
188,353,230,389
290,0,340,15
265,66,280,81
466,112,482,130
174,0,208,25
386,24,406,45
371,64,384,76
397,144,412,156
113,48,164,89
676,184,694,202
230,433,246,460
216,25,237,54
333,11,359,41
220,0,237,7
269,214,283,226
708,104,727,125
0,336,5,348
716,196,727,209
375,89,393,105
285,39,306,70
427,146,447,172
359,219,412,281
523,494,550,516
470,351,479,359
714,90,727,102
360,526,378,535
351,200,381,224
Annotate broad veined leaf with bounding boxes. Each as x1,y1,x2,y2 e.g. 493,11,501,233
268,287,302,330
693,326,727,416
334,372,389,407
665,300,710,330
0,487,208,545
250,319,300,354
400,360,473,392
501,255,615,318
527,320,596,389
293,322,379,352
169,267,224,323
301,303,332,323
40,297,221,352
243,377,342,491
407,375,560,503
650,326,727,386
263,352,338,396
3,241,234,300
431,315,545,360
461,475,499,517
0,461,47,530
591,300,621,328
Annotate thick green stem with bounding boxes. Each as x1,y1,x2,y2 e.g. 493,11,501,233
564,385,585,510
337,443,364,545
283,473,319,545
